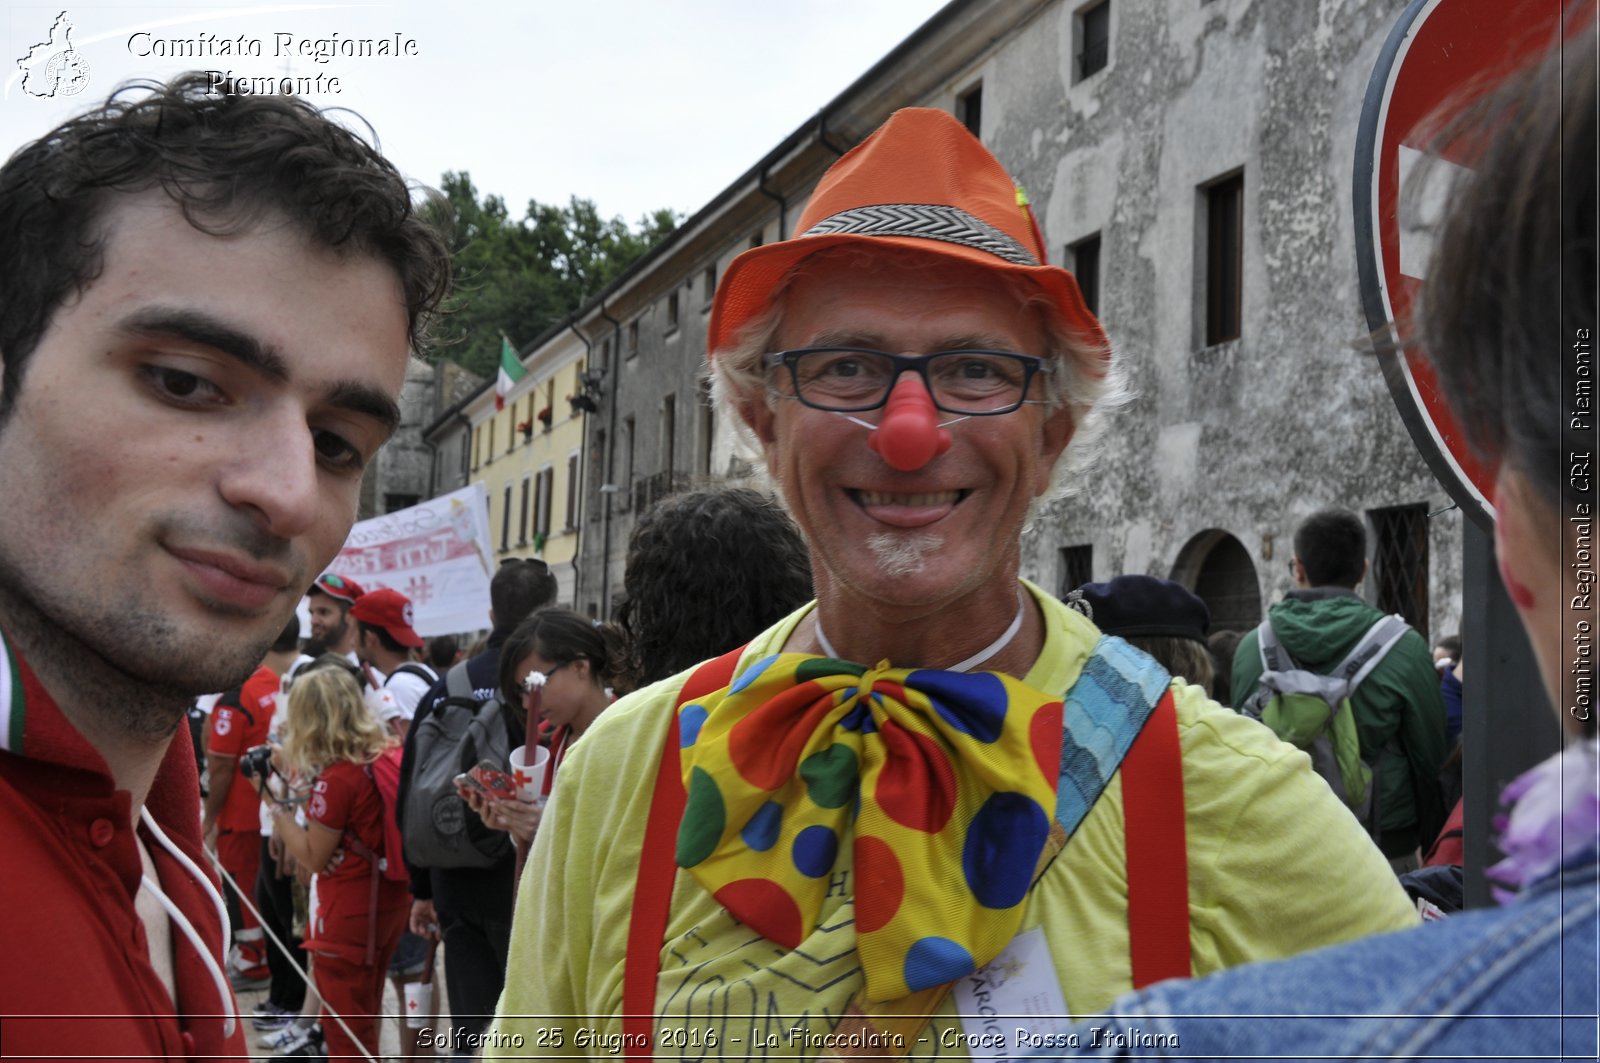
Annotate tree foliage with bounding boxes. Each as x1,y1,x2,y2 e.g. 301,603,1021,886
426,172,679,377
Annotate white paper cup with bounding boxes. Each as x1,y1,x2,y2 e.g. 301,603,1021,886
403,981,432,1029
508,744,550,803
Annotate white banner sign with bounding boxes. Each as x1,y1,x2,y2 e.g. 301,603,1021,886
324,483,494,637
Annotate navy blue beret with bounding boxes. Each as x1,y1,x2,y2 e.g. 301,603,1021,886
1066,575,1211,642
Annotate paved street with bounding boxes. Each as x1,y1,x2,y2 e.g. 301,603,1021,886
237,953,449,1061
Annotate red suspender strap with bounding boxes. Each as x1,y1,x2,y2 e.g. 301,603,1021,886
1121,689,1192,988
623,646,746,1061
622,712,683,1058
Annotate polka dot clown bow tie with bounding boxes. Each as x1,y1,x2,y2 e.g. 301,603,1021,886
675,653,1064,1001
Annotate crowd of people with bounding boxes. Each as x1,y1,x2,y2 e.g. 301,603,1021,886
0,18,1591,1063
178,485,816,1060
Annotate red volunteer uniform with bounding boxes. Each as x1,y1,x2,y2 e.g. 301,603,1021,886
208,666,278,941
209,666,279,831
305,758,409,1060
0,630,248,1060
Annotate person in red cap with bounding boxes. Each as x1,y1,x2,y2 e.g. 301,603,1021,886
347,586,439,1060
303,571,366,666
350,587,435,738
489,107,1414,1054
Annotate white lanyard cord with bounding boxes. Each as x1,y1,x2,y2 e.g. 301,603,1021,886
815,585,1027,673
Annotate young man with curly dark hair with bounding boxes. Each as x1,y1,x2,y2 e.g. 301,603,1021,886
614,487,813,691
0,73,450,1058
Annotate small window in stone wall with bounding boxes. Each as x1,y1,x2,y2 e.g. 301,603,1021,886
1069,233,1102,318
1058,544,1094,599
537,467,554,540
701,266,716,308
958,83,983,138
666,291,680,333
621,415,636,512
384,493,419,513
590,428,606,524
518,477,530,545
1204,172,1243,345
1077,1,1110,81
627,320,639,359
1369,503,1430,635
566,453,580,530
698,377,715,476
663,393,677,474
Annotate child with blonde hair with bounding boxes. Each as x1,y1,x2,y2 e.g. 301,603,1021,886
270,666,409,1061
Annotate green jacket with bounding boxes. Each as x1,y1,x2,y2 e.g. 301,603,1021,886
1231,588,1448,857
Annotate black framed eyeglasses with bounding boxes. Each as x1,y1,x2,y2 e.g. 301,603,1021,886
763,348,1054,416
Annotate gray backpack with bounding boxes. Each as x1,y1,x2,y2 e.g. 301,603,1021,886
1240,614,1409,830
403,662,514,869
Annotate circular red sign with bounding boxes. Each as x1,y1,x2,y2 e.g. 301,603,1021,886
1354,0,1566,528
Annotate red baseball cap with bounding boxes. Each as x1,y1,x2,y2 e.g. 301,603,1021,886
311,572,365,604
348,587,424,648
708,107,1108,374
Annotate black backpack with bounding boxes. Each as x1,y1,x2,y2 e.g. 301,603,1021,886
402,662,514,869
387,662,438,688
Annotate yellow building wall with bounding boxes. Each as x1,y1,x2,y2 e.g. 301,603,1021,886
473,358,587,573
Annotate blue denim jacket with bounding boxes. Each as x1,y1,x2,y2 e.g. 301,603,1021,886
1038,854,1598,1061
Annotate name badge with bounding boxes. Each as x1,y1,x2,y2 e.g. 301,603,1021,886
951,926,1073,1060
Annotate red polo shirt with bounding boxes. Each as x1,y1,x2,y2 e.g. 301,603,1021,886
0,630,248,1061
207,665,279,833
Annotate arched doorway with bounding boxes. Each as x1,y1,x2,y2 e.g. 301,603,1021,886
1171,530,1262,636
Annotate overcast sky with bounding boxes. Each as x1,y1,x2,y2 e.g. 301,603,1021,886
2,1,950,224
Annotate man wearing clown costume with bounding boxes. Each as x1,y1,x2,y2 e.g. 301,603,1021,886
489,108,1415,1057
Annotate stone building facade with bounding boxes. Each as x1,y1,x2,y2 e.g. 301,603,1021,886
359,356,482,519
997,0,1462,642
424,0,1464,643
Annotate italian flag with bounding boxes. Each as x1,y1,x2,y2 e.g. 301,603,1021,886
495,335,525,411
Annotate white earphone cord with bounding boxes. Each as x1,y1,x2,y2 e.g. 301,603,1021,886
138,807,237,1039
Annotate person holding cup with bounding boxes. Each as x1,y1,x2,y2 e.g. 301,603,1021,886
463,609,625,844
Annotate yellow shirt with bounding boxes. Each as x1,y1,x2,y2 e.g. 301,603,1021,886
488,584,1417,1059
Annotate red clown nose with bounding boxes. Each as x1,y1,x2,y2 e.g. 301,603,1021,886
868,375,952,471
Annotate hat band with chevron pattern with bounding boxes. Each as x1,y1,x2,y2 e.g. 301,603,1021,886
802,203,1039,267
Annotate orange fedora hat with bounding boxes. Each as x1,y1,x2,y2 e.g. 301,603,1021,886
708,107,1108,372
